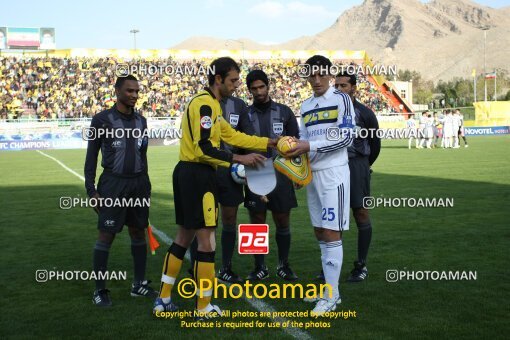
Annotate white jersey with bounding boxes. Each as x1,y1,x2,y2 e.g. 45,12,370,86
419,115,427,128
443,115,454,136
425,117,434,138
299,86,354,171
407,119,416,130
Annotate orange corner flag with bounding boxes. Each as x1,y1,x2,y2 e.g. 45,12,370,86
147,224,160,255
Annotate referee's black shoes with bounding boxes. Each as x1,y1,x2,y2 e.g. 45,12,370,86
347,261,368,282
131,280,159,297
276,263,298,281
217,266,244,284
246,265,269,281
93,289,112,307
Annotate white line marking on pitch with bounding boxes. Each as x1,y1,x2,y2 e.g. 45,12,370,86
37,149,313,340
36,150,85,181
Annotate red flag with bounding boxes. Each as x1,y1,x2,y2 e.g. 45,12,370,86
147,224,160,255
485,72,496,79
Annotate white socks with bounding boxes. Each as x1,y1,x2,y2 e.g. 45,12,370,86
320,240,343,299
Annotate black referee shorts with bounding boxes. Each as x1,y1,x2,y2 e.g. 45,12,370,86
349,156,371,209
96,172,151,233
173,161,218,229
216,166,244,207
244,171,297,213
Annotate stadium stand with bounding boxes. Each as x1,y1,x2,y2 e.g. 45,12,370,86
0,56,395,120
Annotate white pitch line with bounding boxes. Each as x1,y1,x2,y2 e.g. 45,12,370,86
37,149,312,340
36,150,85,181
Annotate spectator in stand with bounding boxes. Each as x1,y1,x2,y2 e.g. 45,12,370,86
0,56,393,119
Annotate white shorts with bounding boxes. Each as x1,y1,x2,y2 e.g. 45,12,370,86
306,165,350,231
444,129,454,138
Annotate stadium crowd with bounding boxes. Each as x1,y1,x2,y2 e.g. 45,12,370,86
0,56,394,120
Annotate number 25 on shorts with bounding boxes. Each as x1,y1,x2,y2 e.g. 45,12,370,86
322,208,335,221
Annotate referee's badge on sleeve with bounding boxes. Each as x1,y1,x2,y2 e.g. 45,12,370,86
200,116,212,129
137,136,148,150
229,114,239,128
273,123,283,136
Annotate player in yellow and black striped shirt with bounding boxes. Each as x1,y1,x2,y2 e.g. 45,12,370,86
153,57,277,317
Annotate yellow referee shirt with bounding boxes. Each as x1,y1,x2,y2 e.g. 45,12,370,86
180,88,269,168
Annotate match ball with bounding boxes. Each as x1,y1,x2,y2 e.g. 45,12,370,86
277,136,297,155
230,163,247,185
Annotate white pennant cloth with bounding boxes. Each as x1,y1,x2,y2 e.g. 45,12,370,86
245,158,277,196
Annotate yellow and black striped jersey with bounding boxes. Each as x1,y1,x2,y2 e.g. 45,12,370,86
179,88,269,168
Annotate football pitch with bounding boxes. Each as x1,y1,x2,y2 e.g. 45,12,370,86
0,136,508,339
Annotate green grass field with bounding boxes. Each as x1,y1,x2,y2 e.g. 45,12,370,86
1,136,509,339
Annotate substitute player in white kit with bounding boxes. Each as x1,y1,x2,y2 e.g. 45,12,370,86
417,111,428,149
424,113,434,149
406,115,417,149
442,110,454,148
285,55,354,314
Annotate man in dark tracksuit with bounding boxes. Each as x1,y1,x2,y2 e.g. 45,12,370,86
188,96,254,283
217,96,256,282
85,75,157,306
335,72,381,282
243,70,300,281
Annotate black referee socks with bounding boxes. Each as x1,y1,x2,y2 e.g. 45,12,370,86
131,238,147,283
93,241,111,290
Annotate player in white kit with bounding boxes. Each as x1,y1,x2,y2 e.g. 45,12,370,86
418,112,428,149
424,113,434,149
284,55,354,315
432,112,440,148
442,110,454,148
406,115,417,149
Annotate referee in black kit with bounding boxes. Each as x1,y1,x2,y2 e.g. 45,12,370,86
216,95,255,282
243,69,300,281
84,74,157,307
335,71,381,282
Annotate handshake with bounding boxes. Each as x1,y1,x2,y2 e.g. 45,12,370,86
275,136,309,158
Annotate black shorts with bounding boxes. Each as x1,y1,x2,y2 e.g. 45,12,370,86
216,166,244,207
173,161,218,229
349,156,371,209
244,171,297,213
96,172,151,233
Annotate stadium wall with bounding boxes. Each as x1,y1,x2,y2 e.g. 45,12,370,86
473,101,510,126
